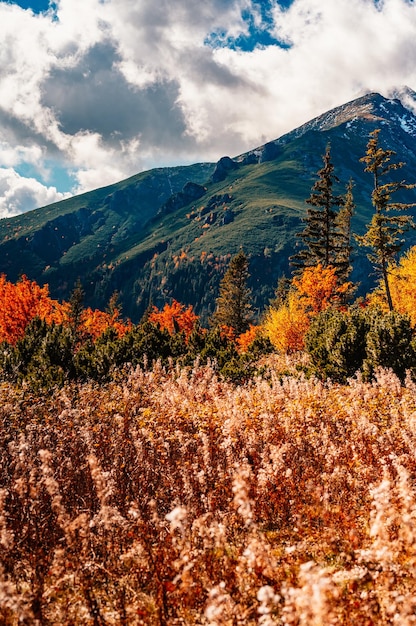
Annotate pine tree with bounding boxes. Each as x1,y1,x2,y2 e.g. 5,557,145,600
358,129,415,311
210,249,253,336
106,290,122,317
334,179,356,297
69,278,85,342
291,144,345,274
270,274,292,309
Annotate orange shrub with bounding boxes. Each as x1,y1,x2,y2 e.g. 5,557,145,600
219,324,237,342
81,307,132,341
236,324,259,353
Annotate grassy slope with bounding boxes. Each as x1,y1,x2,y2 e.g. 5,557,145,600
0,163,215,288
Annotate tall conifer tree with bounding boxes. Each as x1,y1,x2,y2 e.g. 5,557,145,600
358,129,415,311
291,144,346,275
211,249,253,335
335,179,355,285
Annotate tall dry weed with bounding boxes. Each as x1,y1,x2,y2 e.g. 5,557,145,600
0,363,416,623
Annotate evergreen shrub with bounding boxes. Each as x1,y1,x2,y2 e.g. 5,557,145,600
0,318,75,389
305,306,416,382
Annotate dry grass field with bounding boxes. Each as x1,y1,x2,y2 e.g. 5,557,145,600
1,358,416,624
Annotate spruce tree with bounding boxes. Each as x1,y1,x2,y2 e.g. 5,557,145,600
358,129,415,311
335,179,355,285
69,279,85,343
211,249,253,335
291,144,346,276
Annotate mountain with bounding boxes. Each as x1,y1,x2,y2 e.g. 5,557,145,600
1,89,416,323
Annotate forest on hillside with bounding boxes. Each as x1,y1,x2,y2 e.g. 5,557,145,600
1,130,416,623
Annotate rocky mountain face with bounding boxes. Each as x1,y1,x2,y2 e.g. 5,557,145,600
1,89,416,322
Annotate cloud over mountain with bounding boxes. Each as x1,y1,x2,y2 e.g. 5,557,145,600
0,0,416,216
0,169,69,217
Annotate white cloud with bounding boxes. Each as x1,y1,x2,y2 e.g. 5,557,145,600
0,169,70,218
0,0,416,209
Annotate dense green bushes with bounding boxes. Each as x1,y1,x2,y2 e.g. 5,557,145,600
305,306,416,382
0,318,269,389
0,319,76,389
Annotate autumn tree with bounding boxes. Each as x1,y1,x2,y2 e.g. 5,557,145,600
263,263,352,354
291,144,346,276
0,274,69,344
368,245,416,325
210,249,253,337
359,129,415,311
81,307,131,342
292,264,352,315
148,299,199,339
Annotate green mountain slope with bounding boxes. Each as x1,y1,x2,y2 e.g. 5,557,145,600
1,91,416,323
0,163,214,305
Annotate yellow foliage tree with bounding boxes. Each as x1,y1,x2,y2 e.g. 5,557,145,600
370,245,416,325
262,292,310,353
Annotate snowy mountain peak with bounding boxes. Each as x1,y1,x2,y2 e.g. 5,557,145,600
239,88,416,165
283,91,416,142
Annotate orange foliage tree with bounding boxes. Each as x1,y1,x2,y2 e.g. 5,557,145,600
148,300,199,339
80,307,132,342
292,263,352,314
262,264,353,354
0,274,70,344
0,275,132,345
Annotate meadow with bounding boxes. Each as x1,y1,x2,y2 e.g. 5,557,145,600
1,356,416,624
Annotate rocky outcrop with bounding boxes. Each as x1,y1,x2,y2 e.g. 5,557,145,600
159,182,207,215
259,141,281,162
210,156,239,182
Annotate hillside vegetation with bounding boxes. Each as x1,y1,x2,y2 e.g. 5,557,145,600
1,238,416,622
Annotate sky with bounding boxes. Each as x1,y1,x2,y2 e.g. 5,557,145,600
0,0,416,218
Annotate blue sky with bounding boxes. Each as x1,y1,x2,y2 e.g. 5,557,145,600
0,0,416,217
5,0,50,11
